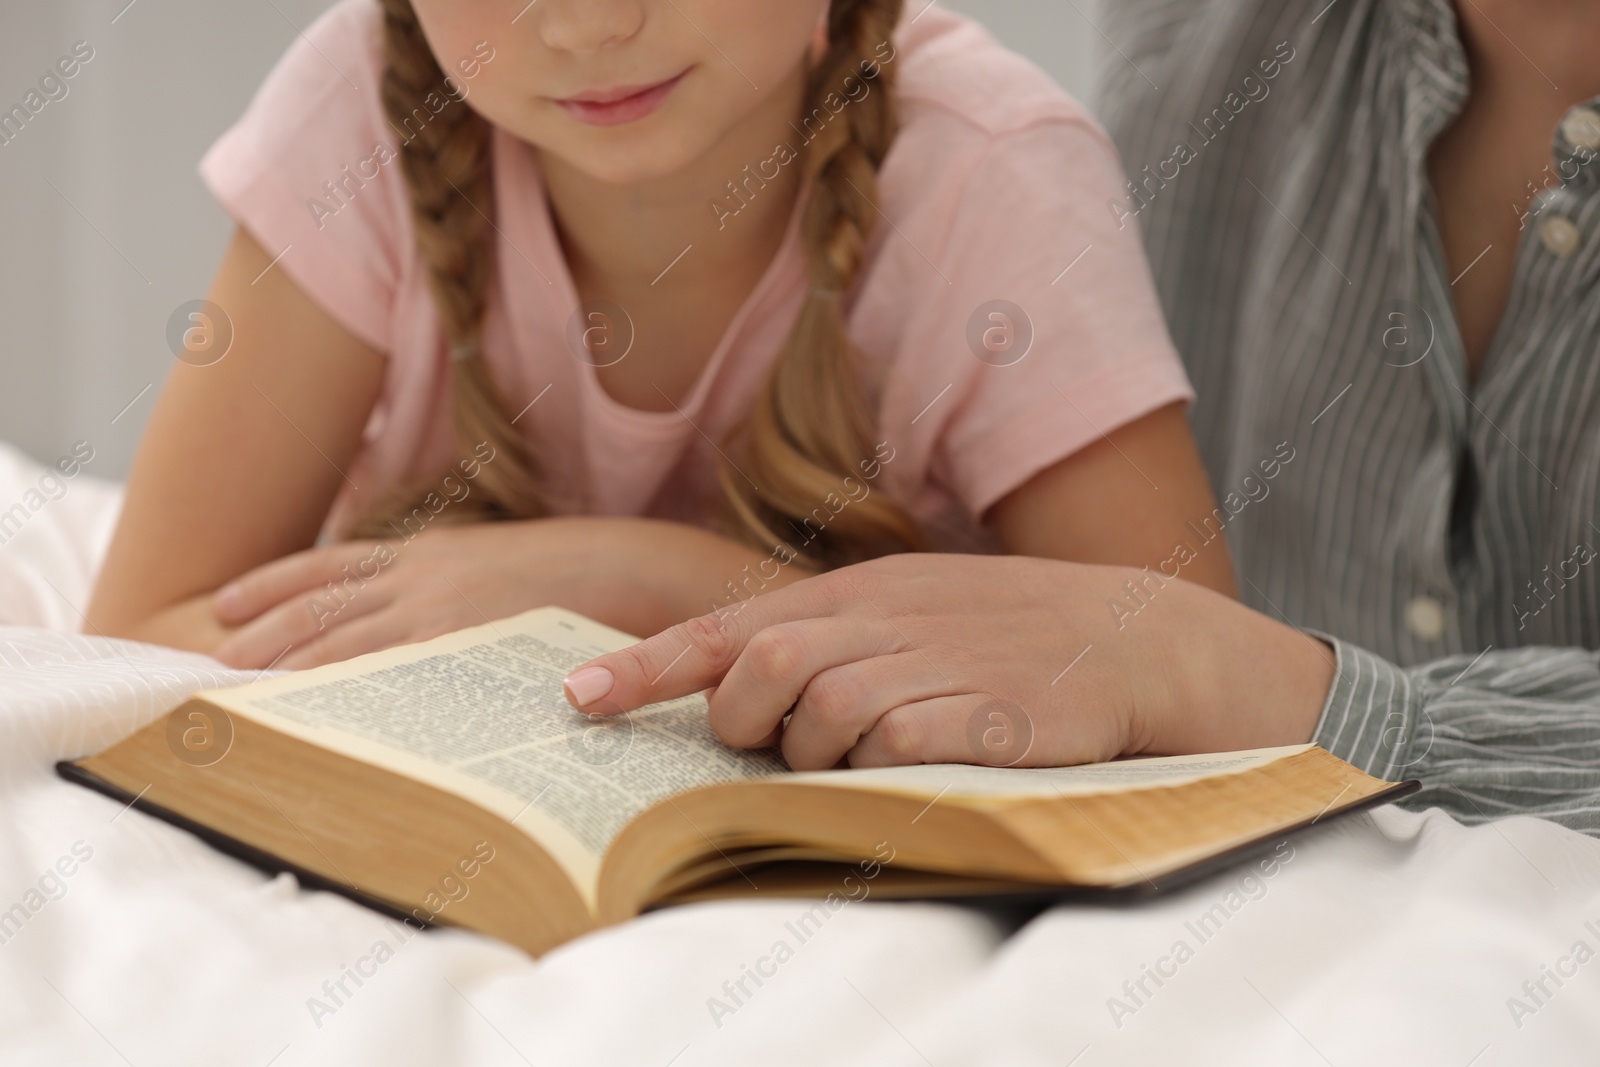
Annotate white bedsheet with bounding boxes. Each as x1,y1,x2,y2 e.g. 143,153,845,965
0,441,123,632
1,441,1597,1065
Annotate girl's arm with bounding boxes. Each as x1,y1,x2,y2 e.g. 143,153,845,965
85,226,386,651
206,517,823,670
987,401,1238,598
205,397,1227,670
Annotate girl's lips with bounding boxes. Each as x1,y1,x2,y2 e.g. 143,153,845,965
554,70,689,127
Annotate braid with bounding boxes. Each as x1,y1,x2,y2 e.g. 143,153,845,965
718,0,926,567
351,0,542,538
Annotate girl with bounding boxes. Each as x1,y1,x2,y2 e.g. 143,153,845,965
86,0,1233,670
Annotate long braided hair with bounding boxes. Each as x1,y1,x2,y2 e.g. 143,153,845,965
357,0,926,567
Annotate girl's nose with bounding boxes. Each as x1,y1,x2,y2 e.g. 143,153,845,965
537,0,647,54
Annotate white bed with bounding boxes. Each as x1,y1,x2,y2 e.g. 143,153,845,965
2,441,1597,1065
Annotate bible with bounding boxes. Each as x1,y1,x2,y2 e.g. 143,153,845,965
58,607,1416,956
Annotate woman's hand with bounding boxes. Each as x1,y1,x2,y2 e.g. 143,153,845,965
210,516,815,670
561,553,1335,770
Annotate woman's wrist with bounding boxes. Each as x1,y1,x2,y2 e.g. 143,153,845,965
1149,580,1335,756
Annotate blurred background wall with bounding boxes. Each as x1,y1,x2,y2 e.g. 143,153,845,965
0,0,1096,477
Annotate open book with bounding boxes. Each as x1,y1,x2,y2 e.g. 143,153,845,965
60,608,1416,957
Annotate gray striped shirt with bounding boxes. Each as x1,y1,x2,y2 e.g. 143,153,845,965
1096,0,1600,833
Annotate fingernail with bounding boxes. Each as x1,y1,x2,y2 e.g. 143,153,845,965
563,666,614,708
215,583,243,614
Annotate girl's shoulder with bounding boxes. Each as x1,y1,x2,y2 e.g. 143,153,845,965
881,8,1119,224
198,0,404,353
234,0,388,140
892,7,1094,141
872,9,1126,275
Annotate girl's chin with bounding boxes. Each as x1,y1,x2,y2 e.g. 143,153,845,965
532,131,717,189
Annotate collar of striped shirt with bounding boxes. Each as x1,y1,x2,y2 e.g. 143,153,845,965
1098,0,1600,833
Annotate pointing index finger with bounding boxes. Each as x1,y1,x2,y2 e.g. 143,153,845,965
562,573,843,714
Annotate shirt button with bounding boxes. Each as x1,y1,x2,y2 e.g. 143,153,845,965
1561,106,1600,151
1406,596,1446,641
1540,216,1581,258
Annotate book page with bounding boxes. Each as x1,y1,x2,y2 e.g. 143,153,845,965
790,746,1316,801
205,608,786,900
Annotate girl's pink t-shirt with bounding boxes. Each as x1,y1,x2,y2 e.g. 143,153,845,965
200,0,1193,551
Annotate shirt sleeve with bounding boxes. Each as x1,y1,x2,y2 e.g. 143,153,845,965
908,119,1196,519
197,0,406,354
1312,637,1600,836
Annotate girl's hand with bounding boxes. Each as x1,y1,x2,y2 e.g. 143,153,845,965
562,553,1335,771
210,517,809,671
